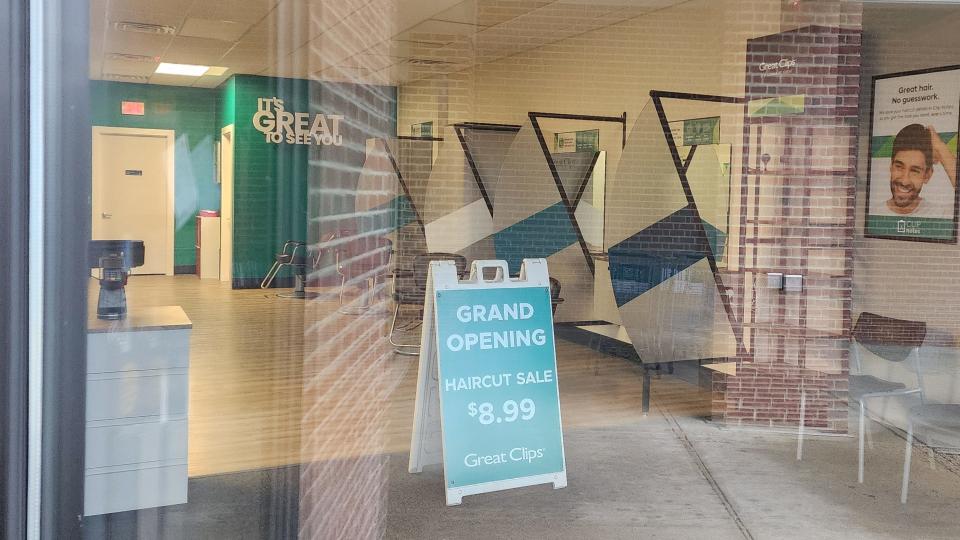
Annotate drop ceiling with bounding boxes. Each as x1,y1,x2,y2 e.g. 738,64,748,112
90,0,691,87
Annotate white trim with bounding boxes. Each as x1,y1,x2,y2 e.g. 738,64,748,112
446,472,567,506
27,0,45,535
219,125,234,283
92,126,176,276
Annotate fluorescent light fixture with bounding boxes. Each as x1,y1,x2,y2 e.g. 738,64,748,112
204,66,229,76
155,62,209,76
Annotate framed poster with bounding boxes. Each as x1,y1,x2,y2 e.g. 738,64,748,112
865,65,960,243
554,129,599,153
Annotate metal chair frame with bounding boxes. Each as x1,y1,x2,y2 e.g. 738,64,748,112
900,341,959,503
795,312,925,484
851,333,923,484
388,253,467,355
260,241,318,299
335,236,392,315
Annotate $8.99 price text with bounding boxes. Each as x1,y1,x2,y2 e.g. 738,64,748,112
467,399,535,425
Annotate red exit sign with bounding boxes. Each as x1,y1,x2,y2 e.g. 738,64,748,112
121,101,145,116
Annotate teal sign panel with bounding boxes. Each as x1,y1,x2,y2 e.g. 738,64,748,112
434,286,566,489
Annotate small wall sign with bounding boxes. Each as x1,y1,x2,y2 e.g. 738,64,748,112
252,97,344,146
121,101,145,116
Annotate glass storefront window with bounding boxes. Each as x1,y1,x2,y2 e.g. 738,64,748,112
8,1,960,538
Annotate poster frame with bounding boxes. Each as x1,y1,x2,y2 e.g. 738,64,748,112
863,64,960,244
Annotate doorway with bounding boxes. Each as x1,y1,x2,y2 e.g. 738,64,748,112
91,126,174,275
220,125,234,283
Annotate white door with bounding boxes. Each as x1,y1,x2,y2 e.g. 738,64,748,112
92,127,174,275
219,125,234,282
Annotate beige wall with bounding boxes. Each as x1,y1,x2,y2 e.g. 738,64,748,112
398,0,772,128
854,5,960,339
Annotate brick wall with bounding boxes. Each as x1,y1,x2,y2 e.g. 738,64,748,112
719,20,863,432
298,1,402,538
291,0,886,536
397,0,869,432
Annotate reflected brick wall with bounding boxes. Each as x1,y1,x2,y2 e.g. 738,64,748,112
716,13,863,432
299,0,401,538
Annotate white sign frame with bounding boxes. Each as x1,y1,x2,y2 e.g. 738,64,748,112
408,258,567,506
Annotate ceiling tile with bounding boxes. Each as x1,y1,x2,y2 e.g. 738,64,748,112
187,0,280,25
103,27,173,58
397,19,484,40
162,36,234,65
101,57,158,77
105,1,192,30
179,18,252,42
148,72,201,86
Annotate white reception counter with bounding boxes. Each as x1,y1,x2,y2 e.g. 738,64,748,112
84,305,191,516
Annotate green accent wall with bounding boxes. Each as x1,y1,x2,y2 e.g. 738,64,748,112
223,75,398,286
228,75,311,283
91,81,220,268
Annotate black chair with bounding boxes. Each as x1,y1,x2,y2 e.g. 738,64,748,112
336,235,393,314
796,312,926,471
549,277,564,316
260,241,315,298
850,313,926,484
261,231,339,299
389,252,467,355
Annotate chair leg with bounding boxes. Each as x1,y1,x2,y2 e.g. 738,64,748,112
388,302,420,355
796,389,806,461
260,261,283,289
338,275,347,305
901,421,913,504
857,401,866,484
356,278,371,310
388,302,403,346
865,416,875,450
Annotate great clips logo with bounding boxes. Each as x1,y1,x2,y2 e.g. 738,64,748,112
759,58,797,73
252,97,343,146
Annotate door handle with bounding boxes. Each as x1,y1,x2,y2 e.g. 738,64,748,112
101,212,112,219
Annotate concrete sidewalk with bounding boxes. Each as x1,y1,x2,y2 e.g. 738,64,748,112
386,395,960,539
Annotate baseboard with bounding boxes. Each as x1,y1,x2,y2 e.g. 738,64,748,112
174,265,196,275
232,276,295,289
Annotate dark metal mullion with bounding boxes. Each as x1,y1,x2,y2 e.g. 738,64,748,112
572,151,601,210
681,145,699,175
454,126,494,217
38,0,91,536
651,95,746,359
528,114,596,276
528,111,627,123
1,0,30,537
382,138,426,235
649,90,745,104
621,111,627,149
452,122,522,132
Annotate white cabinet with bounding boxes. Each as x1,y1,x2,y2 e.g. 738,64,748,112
196,214,220,279
84,306,191,516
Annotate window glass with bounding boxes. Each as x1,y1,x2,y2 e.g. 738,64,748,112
66,1,960,538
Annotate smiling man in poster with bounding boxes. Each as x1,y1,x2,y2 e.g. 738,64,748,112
872,123,957,219
866,66,960,242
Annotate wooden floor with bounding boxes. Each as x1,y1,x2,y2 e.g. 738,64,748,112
89,275,712,477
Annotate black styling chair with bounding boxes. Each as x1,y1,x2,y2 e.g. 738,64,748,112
549,277,564,316
389,252,467,355
261,232,337,299
261,241,316,298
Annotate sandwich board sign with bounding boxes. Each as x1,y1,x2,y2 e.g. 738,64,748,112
408,258,567,505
